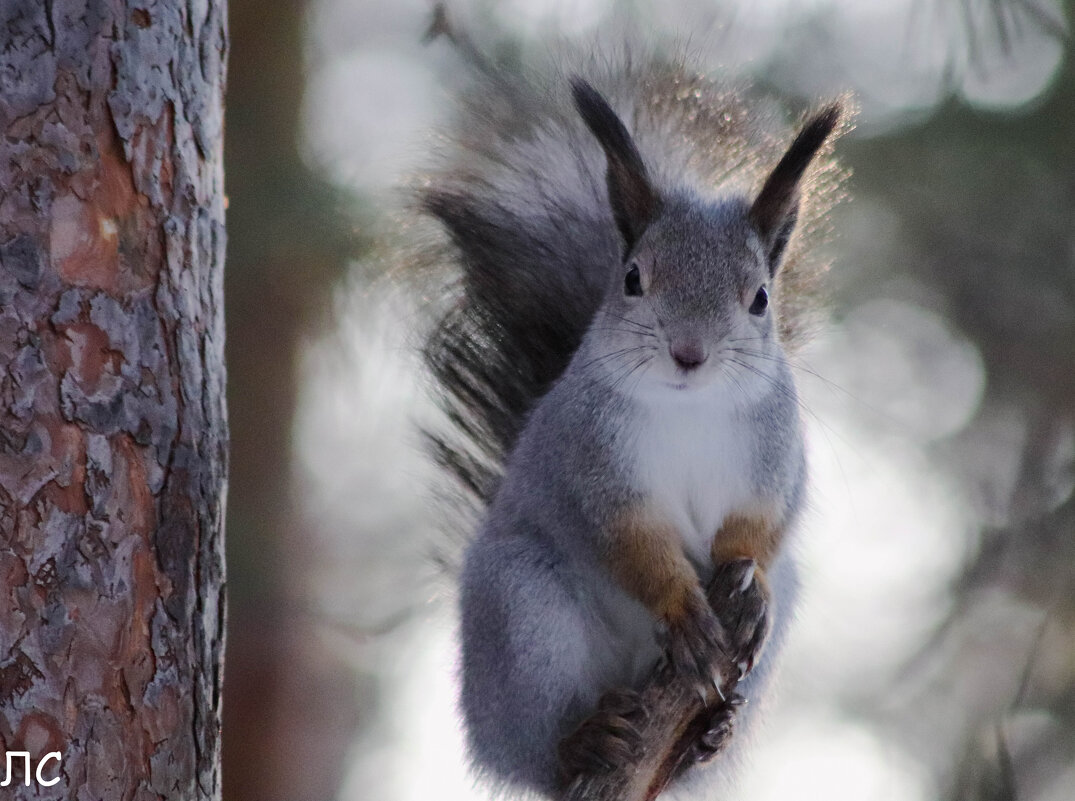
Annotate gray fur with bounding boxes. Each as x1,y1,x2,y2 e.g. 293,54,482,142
460,271,805,796
416,47,845,799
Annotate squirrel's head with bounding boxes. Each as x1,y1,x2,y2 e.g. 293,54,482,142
571,78,840,393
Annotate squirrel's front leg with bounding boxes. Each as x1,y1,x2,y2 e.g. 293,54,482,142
557,508,725,788
604,507,725,685
677,516,784,770
709,514,783,677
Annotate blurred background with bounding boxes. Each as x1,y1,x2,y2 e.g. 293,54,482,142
222,1,1074,800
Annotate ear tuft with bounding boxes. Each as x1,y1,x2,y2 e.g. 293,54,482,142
571,77,660,256
750,102,842,275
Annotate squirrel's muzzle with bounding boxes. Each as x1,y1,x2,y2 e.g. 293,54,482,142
670,341,708,371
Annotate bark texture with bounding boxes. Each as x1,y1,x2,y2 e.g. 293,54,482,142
0,1,228,798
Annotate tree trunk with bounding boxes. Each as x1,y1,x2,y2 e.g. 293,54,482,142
0,1,228,798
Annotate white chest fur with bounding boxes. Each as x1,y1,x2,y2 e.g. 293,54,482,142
629,380,760,568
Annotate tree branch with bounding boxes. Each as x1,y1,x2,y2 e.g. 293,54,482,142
560,571,753,801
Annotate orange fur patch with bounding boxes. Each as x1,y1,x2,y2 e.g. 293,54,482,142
605,508,699,625
710,514,784,571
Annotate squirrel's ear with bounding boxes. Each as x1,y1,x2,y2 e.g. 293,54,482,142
750,103,841,277
571,77,660,255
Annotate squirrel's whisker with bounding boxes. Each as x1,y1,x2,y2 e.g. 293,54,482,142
578,345,652,372
729,347,896,428
600,310,655,332
727,357,853,454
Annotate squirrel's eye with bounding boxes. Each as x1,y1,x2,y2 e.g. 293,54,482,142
624,265,643,297
749,286,768,316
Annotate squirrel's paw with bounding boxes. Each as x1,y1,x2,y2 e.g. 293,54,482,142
660,588,726,688
679,693,746,771
557,688,648,785
706,558,770,680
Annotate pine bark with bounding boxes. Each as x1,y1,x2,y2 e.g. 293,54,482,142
0,1,228,798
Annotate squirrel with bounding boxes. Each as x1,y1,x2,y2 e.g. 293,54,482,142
413,37,847,801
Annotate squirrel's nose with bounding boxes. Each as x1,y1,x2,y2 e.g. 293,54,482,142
670,342,707,371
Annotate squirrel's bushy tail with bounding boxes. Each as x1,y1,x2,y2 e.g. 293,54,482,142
413,44,849,516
